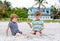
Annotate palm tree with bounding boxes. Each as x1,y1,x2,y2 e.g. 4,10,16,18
0,0,11,18
0,1,2,4
50,5,58,19
4,0,11,7
33,0,48,11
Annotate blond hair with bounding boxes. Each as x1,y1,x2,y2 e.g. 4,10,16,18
10,14,18,21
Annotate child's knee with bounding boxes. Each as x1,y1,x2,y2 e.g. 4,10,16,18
19,31,22,34
16,33,20,36
39,31,42,34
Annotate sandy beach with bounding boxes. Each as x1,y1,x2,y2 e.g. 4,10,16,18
0,22,60,41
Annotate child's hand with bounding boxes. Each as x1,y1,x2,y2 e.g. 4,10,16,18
42,27,45,30
30,30,35,34
6,34,8,36
28,23,32,28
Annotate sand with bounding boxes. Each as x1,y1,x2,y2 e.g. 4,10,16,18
0,22,60,41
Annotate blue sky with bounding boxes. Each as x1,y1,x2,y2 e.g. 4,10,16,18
1,0,60,8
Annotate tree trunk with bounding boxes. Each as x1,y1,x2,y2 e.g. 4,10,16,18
38,3,41,12
5,0,6,1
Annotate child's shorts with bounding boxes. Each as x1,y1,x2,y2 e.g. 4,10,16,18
12,30,22,36
33,28,43,31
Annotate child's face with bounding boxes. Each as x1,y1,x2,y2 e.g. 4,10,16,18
12,18,17,22
35,16,40,20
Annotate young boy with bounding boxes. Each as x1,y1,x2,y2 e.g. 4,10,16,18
6,14,23,37
28,11,44,36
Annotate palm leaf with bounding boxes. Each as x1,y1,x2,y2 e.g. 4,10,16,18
42,4,46,8
43,1,48,4
32,2,38,7
0,1,2,4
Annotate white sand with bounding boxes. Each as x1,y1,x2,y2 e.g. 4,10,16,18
0,22,60,41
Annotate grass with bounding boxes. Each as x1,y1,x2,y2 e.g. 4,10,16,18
0,18,32,22
43,19,60,23
18,18,32,22
0,18,60,22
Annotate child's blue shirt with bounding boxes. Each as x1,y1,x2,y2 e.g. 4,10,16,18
32,20,44,31
8,22,22,35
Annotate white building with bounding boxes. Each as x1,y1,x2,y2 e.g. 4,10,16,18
28,8,51,20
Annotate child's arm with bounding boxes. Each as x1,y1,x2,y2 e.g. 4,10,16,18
5,27,9,36
28,23,32,28
42,24,45,29
41,21,45,29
